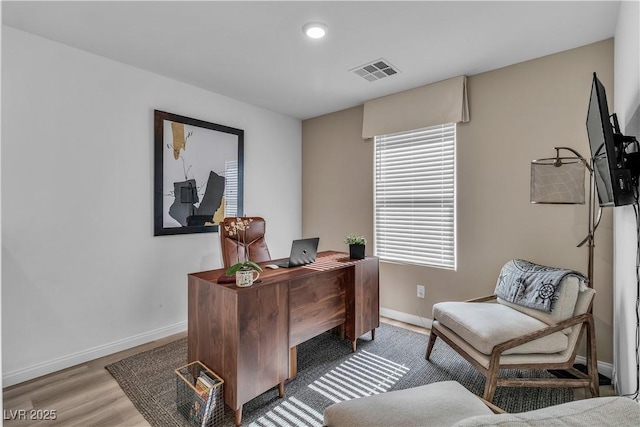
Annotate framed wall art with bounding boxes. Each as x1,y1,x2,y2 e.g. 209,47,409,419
154,110,244,236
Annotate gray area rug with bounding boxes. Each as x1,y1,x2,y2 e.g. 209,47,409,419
106,323,573,426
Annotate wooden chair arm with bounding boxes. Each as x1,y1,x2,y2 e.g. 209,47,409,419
491,312,592,356
478,397,507,414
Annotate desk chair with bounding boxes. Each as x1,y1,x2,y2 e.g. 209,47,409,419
220,216,271,268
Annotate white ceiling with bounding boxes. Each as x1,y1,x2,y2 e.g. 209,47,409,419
2,1,621,120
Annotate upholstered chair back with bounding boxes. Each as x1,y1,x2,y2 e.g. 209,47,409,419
220,217,271,268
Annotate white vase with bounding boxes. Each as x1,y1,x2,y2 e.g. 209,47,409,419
236,268,260,287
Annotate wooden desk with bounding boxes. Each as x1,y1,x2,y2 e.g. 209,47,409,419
187,251,379,426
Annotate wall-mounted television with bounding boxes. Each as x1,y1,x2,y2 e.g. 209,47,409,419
586,72,638,207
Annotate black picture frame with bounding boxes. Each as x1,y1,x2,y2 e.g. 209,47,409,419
154,110,244,236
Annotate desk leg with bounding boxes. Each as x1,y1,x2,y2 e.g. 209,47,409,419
278,382,285,398
288,346,298,380
351,329,376,352
234,406,243,426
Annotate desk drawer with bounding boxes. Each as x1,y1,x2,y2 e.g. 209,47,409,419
289,269,347,347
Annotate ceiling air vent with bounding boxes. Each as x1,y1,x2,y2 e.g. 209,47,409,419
349,58,400,82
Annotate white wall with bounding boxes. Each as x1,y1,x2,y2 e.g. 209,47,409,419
1,26,302,387
613,0,640,397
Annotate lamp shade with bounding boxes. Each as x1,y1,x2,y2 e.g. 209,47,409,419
531,157,586,204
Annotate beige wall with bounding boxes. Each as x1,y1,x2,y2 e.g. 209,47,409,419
302,39,614,364
302,105,374,248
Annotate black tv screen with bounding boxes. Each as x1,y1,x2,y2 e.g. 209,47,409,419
586,73,634,207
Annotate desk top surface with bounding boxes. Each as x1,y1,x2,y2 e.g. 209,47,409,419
189,250,377,292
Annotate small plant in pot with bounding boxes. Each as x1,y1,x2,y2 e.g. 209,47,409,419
224,218,263,287
344,234,367,259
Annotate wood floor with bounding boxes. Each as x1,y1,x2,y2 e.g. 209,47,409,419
2,318,611,426
2,332,188,427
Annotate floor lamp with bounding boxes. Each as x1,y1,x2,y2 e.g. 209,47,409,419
530,146,600,287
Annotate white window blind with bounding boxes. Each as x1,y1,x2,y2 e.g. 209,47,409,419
374,123,456,269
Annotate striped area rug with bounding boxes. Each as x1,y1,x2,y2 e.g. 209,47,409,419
250,351,410,427
107,322,572,427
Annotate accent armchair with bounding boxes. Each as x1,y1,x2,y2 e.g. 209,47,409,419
426,259,599,403
219,216,272,268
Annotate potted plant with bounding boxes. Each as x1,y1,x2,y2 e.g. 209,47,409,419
224,218,263,287
344,234,367,259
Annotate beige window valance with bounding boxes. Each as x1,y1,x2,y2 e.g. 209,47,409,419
362,75,469,139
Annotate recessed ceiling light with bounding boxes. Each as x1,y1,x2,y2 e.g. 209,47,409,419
303,22,327,39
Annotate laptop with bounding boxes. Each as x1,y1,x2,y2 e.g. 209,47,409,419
274,237,320,268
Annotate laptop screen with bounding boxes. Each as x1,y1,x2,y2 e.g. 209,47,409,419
276,237,319,267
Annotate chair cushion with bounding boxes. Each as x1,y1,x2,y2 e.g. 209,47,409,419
323,380,494,427
433,302,569,355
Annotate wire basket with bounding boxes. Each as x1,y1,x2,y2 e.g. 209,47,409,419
175,361,224,427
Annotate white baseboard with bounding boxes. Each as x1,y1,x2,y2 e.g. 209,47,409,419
381,306,432,330
2,321,187,387
380,306,613,380
575,355,613,380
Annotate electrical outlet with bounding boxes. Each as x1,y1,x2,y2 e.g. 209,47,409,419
417,285,425,299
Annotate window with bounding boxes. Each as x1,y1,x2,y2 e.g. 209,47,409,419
374,123,456,269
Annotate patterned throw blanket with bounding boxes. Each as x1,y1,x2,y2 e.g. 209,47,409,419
494,259,588,313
